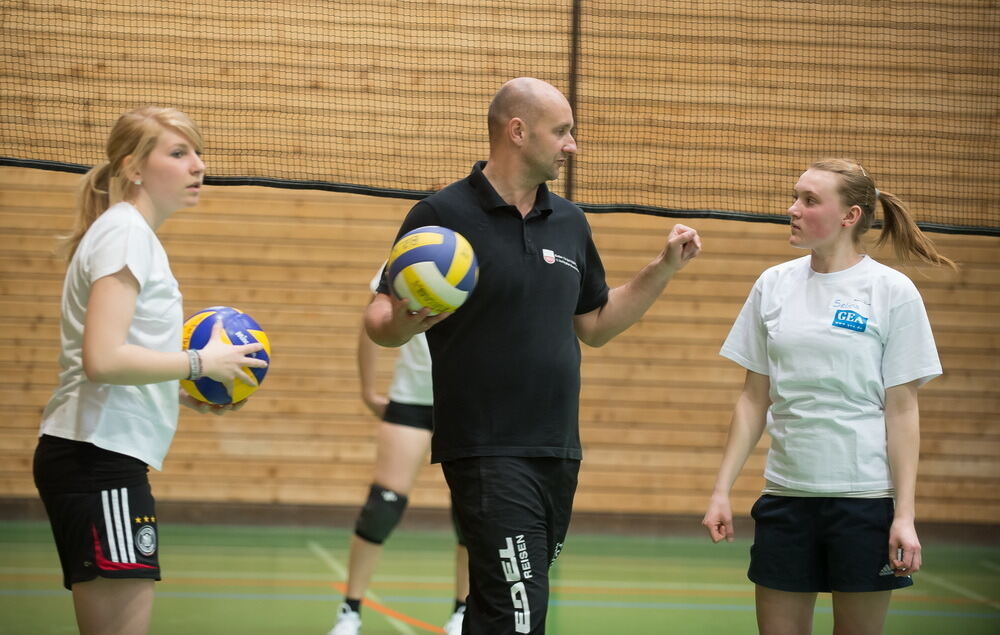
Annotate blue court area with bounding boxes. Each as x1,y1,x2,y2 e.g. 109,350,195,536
1,521,997,634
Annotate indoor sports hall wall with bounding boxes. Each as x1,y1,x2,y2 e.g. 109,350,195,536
1,167,998,526
1,0,998,528
3,0,998,233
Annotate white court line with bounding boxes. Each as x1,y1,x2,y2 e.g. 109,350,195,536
982,561,1000,574
307,540,417,635
918,570,1000,611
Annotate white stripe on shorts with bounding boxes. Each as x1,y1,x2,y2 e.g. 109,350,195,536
119,487,136,563
110,488,129,563
100,490,120,563
101,488,135,563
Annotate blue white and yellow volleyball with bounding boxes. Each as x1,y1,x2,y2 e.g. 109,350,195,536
180,306,271,405
387,225,478,315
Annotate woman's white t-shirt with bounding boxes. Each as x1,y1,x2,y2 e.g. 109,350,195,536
720,255,941,493
39,202,183,470
370,268,433,406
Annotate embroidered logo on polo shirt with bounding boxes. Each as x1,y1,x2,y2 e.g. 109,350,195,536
541,248,579,272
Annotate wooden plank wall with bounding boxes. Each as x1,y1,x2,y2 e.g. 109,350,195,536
1,166,997,524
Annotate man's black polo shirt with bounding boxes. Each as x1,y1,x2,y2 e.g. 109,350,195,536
379,162,610,463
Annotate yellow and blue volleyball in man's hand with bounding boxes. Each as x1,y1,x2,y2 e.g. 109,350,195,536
387,226,478,315
180,306,271,405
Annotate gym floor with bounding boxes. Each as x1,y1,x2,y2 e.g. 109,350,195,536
2,521,997,634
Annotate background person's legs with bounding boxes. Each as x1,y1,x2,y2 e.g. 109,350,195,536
345,422,431,598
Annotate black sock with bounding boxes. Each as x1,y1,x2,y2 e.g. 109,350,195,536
345,598,362,614
454,599,466,613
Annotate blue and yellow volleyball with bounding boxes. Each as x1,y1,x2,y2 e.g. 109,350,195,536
180,306,271,405
387,226,478,315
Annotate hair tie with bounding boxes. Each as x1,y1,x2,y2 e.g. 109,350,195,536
873,188,881,200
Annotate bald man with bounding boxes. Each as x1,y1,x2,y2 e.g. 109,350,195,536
364,78,701,634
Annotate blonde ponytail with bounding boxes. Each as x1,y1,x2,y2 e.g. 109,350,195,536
874,190,956,269
57,162,111,259
810,158,956,269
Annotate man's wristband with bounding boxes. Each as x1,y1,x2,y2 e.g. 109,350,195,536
185,348,203,380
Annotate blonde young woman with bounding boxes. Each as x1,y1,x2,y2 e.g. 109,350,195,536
703,159,955,635
33,107,267,635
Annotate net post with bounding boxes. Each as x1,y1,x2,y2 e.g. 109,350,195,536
565,0,582,202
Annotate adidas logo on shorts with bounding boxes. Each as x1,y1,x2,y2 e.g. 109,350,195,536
878,564,895,577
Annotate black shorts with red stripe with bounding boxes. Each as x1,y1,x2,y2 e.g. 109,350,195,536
34,435,161,590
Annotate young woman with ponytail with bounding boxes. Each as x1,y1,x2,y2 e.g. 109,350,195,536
34,107,267,634
702,159,954,634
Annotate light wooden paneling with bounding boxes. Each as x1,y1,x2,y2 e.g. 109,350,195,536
1,166,997,525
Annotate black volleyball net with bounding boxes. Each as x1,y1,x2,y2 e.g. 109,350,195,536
2,1,997,235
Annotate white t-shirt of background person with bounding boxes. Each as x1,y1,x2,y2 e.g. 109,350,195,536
720,255,942,493
40,202,182,470
370,267,433,406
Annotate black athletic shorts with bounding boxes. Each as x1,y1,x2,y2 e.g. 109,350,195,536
748,494,913,593
443,456,579,634
34,435,161,590
382,401,433,431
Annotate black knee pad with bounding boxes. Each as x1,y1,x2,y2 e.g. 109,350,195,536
354,484,408,544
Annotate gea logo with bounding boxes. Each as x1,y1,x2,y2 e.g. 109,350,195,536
832,310,868,332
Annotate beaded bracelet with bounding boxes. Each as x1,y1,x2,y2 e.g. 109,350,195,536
185,348,203,380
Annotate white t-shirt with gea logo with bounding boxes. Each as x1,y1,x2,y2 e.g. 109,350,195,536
721,255,941,494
